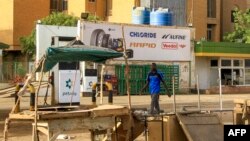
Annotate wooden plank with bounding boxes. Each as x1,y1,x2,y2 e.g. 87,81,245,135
167,116,187,141
234,107,250,114
148,115,187,141
234,99,246,104
235,104,243,108
38,110,91,119
234,107,244,113
9,113,34,120
234,99,250,106
184,125,223,141
91,105,129,118
46,116,115,131
148,121,162,141
234,113,244,125
37,127,49,136
176,113,223,141
8,105,129,120
38,106,80,111
177,114,220,125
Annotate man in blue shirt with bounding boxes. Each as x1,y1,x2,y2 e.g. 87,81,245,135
141,63,171,114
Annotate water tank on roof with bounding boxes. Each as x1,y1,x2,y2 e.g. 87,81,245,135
150,8,173,26
132,7,150,25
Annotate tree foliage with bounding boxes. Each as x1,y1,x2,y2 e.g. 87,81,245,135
20,12,100,56
223,8,250,43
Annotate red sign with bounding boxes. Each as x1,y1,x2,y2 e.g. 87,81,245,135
161,42,178,50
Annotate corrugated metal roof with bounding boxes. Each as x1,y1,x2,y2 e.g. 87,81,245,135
0,42,9,49
195,41,250,57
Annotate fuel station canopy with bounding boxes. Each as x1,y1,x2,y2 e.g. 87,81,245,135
37,45,124,72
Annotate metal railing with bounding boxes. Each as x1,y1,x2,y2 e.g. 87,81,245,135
0,62,34,82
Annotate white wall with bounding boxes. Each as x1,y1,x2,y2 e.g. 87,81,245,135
195,57,210,89
36,24,77,102
36,24,77,61
0,49,2,81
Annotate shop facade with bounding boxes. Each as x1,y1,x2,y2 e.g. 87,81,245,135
195,42,250,93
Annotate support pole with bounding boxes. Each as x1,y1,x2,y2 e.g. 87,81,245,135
14,84,21,113
92,89,97,105
107,129,112,141
172,76,176,113
51,72,55,105
33,59,45,141
219,68,222,110
122,26,131,109
122,25,133,141
100,64,105,105
196,75,201,111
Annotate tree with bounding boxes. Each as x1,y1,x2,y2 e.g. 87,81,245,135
20,12,100,57
223,8,250,43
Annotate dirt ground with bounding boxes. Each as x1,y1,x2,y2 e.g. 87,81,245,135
0,92,249,141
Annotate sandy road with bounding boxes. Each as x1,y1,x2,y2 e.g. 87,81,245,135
0,93,249,141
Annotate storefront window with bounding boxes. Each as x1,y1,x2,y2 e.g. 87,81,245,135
245,59,250,84
210,68,219,86
219,59,245,85
209,59,250,86
210,60,218,67
221,60,231,67
233,60,243,67
221,69,232,85
245,69,250,84
233,69,244,85
245,59,250,67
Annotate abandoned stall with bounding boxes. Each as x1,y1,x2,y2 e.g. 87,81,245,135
3,45,137,141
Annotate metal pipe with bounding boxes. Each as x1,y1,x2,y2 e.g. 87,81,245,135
29,84,35,111
91,83,97,105
144,116,148,141
51,72,55,105
172,76,176,113
219,68,222,110
92,90,97,105
115,117,118,141
106,82,113,104
107,129,112,141
161,115,164,141
108,90,113,104
100,65,105,105
14,84,21,113
197,75,201,111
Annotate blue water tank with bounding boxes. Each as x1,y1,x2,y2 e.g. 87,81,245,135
132,7,150,24
150,8,173,26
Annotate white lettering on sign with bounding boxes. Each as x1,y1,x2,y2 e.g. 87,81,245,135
228,129,247,136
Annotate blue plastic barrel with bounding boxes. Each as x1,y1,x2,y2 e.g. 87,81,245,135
132,7,150,25
150,8,173,26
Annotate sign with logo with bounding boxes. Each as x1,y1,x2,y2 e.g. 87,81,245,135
59,70,80,103
83,77,98,92
81,22,191,61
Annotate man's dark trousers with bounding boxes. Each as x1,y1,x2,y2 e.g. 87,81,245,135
150,94,160,114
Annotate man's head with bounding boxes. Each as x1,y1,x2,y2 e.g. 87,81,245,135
151,63,157,71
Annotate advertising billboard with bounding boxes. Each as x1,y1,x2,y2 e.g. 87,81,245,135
81,22,191,61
